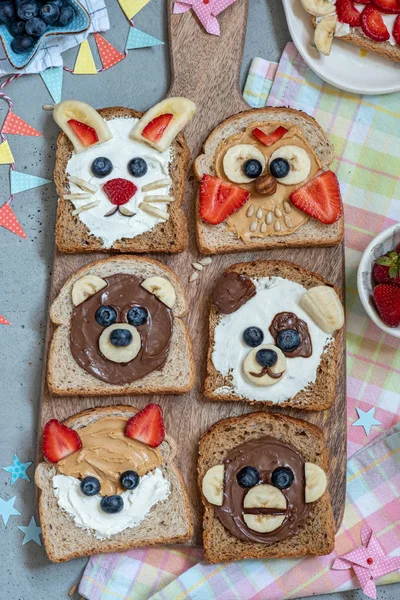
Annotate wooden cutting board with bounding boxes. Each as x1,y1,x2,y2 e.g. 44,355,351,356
37,0,346,546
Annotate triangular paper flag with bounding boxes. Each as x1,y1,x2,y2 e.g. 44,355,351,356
0,315,10,325
118,0,151,20
94,34,125,70
73,40,98,75
0,203,26,238
0,141,14,165
126,27,164,50
40,67,63,103
10,171,52,194
2,111,42,137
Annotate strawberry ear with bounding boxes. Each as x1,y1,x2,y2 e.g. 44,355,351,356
125,404,165,448
43,419,82,464
53,100,112,153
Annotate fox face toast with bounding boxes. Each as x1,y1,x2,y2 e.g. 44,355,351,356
35,405,193,562
53,98,196,253
194,107,344,254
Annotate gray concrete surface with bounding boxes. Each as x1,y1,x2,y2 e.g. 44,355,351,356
0,1,398,598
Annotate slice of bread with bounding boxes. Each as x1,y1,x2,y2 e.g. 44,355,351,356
198,411,335,563
194,107,344,254
204,260,342,410
54,107,190,254
36,405,193,562
48,256,195,396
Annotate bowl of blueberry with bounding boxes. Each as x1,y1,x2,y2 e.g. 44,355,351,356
0,0,90,69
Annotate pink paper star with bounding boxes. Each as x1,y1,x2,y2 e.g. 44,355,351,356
173,0,239,36
332,526,400,599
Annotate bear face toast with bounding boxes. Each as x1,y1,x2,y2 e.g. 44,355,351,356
48,256,195,396
53,98,196,253
35,405,193,562
194,107,344,254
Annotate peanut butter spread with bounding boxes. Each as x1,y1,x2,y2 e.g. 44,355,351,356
57,417,162,496
214,122,321,241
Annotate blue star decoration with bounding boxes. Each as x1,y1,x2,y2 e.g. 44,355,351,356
0,496,21,525
352,407,381,436
18,516,42,546
2,454,32,484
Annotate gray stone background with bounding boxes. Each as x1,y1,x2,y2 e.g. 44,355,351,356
0,0,398,598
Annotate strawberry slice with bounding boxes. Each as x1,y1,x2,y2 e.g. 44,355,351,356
252,126,288,147
142,114,173,143
289,170,343,225
336,0,361,26
370,0,400,13
43,419,82,463
103,178,137,206
125,404,165,448
393,13,400,43
373,284,400,327
361,5,390,40
200,174,250,225
67,119,99,147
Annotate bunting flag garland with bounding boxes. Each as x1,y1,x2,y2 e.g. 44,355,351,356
10,171,52,195
1,111,42,137
0,315,10,325
40,67,63,104
94,34,125,70
118,0,151,20
126,27,164,50
0,141,14,164
73,39,98,75
0,203,26,238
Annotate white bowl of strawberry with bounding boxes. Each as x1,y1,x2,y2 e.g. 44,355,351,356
357,223,400,336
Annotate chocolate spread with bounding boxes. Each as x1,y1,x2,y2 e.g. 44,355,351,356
212,272,256,314
70,274,173,385
214,437,309,544
269,312,312,358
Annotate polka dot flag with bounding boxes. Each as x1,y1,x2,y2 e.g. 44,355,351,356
0,315,10,325
40,67,63,104
10,170,52,195
0,203,26,239
1,111,42,137
94,34,125,70
126,27,163,50
73,39,98,75
118,0,151,20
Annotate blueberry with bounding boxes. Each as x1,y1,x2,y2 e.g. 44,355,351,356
100,495,124,514
256,348,278,368
0,1,15,24
40,2,59,24
57,4,74,26
25,16,46,36
243,159,263,179
120,470,139,490
8,20,26,36
17,1,38,21
11,34,35,53
91,157,112,178
243,326,264,348
269,157,290,179
95,305,117,327
276,329,301,353
49,0,63,8
127,306,148,327
236,466,260,488
80,476,101,496
128,157,148,178
109,328,133,347
271,467,294,490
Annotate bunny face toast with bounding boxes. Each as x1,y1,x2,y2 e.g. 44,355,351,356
53,98,196,253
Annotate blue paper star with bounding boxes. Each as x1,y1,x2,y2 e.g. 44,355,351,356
18,516,42,546
352,407,381,436
0,496,21,525
2,454,32,484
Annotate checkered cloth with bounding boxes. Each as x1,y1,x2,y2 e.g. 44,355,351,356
79,42,400,600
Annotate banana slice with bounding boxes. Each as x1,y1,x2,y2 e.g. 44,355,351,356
305,462,327,503
301,285,344,334
71,275,107,306
141,276,176,308
99,324,141,364
269,146,311,186
243,484,286,533
53,100,112,153
202,464,225,506
314,15,337,56
130,97,196,153
300,0,335,17
223,144,266,184
243,344,286,387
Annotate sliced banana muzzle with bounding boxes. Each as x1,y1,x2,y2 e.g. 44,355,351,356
72,275,107,306
300,285,344,334
300,0,336,17
223,144,266,184
269,145,311,186
243,484,287,533
305,462,327,503
243,344,286,387
53,100,112,153
99,323,141,364
141,276,176,308
314,15,337,56
202,464,225,506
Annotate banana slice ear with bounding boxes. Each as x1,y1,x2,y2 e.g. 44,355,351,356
305,462,327,503
53,100,112,153
202,464,225,506
141,276,176,308
72,275,107,306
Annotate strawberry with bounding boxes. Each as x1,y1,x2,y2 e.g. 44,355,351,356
103,178,137,206
370,0,400,13
396,242,400,252
125,404,165,448
200,174,250,225
289,170,342,225
67,119,99,147
373,284,400,327
43,419,82,463
252,126,288,147
142,114,173,143
393,13,400,43
373,250,400,285
336,0,361,26
361,5,390,40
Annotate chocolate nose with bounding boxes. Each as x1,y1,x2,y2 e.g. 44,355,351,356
109,328,133,347
100,495,124,514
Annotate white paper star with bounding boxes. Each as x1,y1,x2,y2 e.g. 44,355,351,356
2,454,32,484
0,496,21,526
352,407,381,436
18,516,42,546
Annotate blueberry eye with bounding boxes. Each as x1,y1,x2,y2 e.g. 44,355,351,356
80,476,101,496
121,470,140,490
243,326,264,347
243,159,263,179
276,329,300,353
271,467,294,490
236,466,260,488
95,306,117,327
269,158,290,179
128,157,148,178
127,306,148,327
91,157,113,178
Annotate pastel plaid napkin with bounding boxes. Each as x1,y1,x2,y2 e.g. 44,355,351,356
79,42,400,600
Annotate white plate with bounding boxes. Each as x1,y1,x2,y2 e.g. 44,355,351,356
282,0,400,95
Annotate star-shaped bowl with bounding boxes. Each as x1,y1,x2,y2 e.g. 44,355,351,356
0,0,91,70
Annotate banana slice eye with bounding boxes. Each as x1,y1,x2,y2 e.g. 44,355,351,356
223,144,266,184
269,145,311,186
